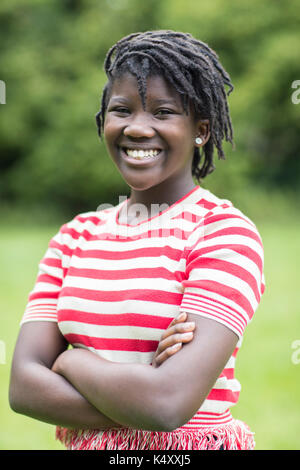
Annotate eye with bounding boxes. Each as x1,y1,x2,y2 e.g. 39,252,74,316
108,106,130,115
155,108,176,118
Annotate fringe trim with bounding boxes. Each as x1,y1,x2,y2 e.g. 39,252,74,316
56,419,255,450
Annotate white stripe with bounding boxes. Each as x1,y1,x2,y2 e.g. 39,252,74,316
75,344,154,364
59,321,164,341
187,268,259,308
32,282,60,292
180,301,246,335
69,254,183,272
203,216,257,235
189,234,264,259
38,263,63,278
21,315,57,324
57,296,179,317
182,288,247,320
213,377,241,392
180,309,243,339
199,399,237,413
43,247,62,260
183,294,245,323
26,306,57,313
25,298,57,307
62,275,183,293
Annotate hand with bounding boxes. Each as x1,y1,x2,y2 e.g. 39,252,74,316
152,312,195,368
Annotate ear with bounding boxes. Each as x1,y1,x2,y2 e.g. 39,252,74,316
194,119,210,147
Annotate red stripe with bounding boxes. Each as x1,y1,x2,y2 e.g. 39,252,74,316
58,309,173,329
72,245,182,262
220,368,235,380
206,388,240,403
198,199,218,210
67,266,179,281
204,226,263,247
49,240,73,257
75,215,105,225
186,256,261,302
186,244,263,273
181,298,245,331
42,258,62,268
204,212,254,228
182,279,254,318
232,346,239,358
23,314,57,320
171,211,202,222
65,333,158,352
29,291,59,301
183,294,242,321
60,227,194,243
181,305,244,336
37,273,62,287
60,286,183,305
183,292,245,322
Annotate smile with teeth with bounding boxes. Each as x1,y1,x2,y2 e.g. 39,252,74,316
124,148,161,159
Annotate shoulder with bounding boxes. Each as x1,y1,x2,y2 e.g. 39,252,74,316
186,189,264,271
49,206,116,249
192,187,263,241
62,205,115,232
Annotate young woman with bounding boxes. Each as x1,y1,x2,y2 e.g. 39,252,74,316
9,31,265,450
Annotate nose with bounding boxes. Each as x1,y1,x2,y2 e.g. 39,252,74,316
123,113,155,139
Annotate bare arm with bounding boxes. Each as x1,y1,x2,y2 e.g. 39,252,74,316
9,322,122,430
9,315,193,429
53,314,238,432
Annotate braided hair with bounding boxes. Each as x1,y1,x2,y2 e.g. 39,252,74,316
96,30,234,181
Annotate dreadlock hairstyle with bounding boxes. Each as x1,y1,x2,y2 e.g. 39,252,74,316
96,30,234,181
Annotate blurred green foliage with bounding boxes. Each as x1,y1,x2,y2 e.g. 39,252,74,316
0,0,299,218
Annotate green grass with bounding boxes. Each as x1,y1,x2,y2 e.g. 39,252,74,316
0,217,299,450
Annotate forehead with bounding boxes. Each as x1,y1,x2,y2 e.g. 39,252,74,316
108,72,182,105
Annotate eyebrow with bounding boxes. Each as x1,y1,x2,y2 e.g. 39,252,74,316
108,96,129,104
108,96,179,106
151,98,179,106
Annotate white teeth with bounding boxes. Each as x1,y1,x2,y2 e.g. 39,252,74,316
125,149,160,159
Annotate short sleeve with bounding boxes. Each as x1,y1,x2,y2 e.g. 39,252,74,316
180,207,265,339
20,227,66,324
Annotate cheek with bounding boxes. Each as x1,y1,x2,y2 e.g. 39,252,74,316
103,123,118,149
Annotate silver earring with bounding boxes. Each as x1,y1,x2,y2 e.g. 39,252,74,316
195,137,203,145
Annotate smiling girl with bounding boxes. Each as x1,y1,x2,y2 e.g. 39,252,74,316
9,31,265,450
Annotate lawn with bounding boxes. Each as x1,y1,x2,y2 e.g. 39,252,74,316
0,218,299,450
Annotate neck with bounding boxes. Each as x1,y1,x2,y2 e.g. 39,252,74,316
123,175,198,222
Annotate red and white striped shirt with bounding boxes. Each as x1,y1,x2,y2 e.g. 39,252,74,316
21,186,265,449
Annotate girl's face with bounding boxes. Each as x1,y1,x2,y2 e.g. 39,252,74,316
103,73,209,193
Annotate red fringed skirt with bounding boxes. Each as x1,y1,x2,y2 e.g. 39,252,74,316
56,411,255,450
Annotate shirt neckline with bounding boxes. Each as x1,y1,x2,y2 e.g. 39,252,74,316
115,185,203,227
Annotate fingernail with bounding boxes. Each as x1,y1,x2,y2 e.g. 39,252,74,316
183,322,195,330
182,332,193,339
176,313,185,320
171,343,182,350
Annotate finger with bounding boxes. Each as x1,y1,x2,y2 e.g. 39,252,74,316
154,342,182,367
155,331,194,356
162,313,186,335
160,321,196,342
167,312,187,329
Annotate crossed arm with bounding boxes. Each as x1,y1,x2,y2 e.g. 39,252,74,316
9,313,238,432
